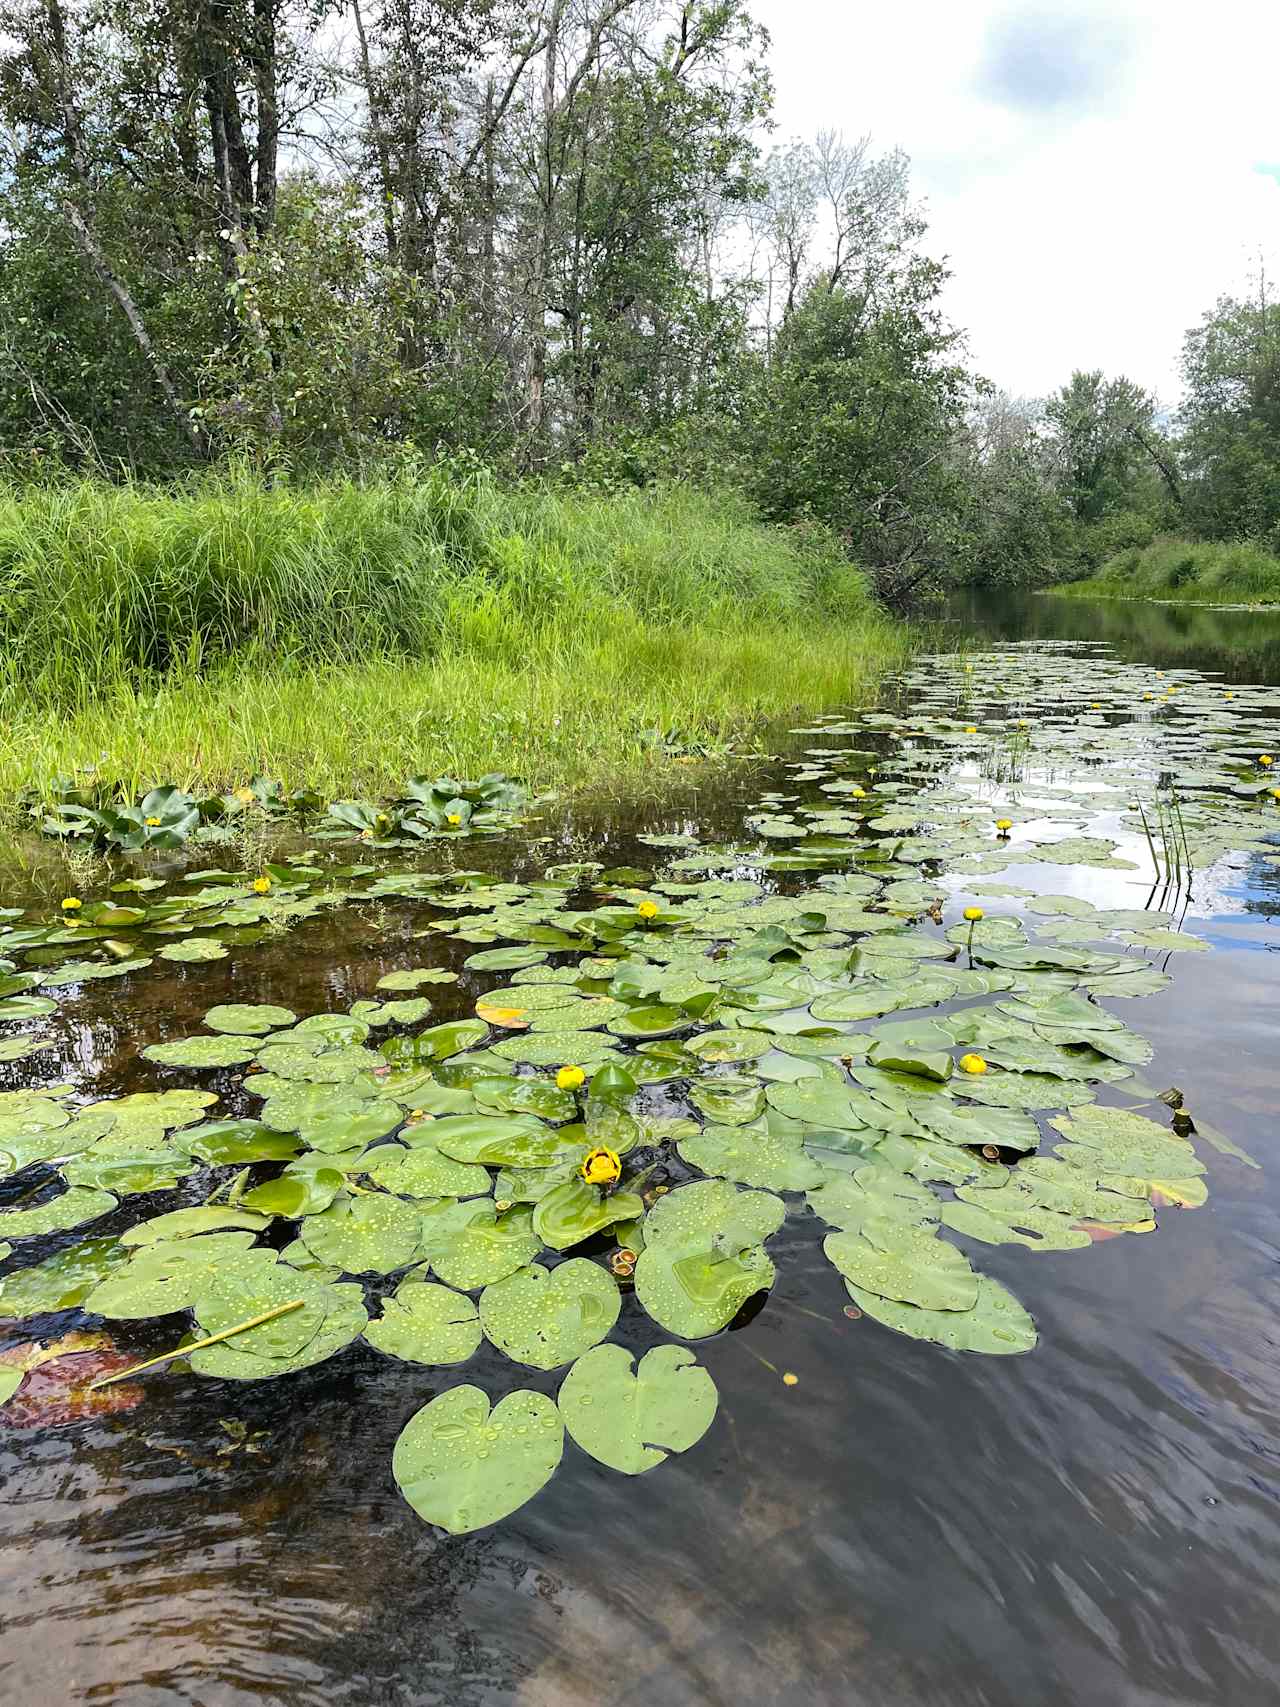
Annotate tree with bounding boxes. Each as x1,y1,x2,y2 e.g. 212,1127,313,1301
1179,282,1280,546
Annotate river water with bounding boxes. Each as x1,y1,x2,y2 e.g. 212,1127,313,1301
2,593,1279,1706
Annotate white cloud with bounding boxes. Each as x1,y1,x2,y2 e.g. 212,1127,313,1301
750,0,1280,401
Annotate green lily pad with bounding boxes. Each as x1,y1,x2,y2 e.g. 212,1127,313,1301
298,1195,424,1274
119,1207,271,1246
686,1029,773,1063
557,1343,718,1473
847,1274,1037,1353
0,1237,132,1318
0,1186,118,1240
532,1178,645,1251
364,1279,483,1364
419,1203,543,1290
240,1170,345,1218
678,1123,825,1192
823,1223,979,1312
85,1234,273,1318
688,1076,767,1126
174,1121,303,1165
392,1386,563,1534
479,1259,619,1369
189,1281,368,1379
366,1143,492,1199
141,1036,259,1069
158,938,229,963
429,1115,562,1167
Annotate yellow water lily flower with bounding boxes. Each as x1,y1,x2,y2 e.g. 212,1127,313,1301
636,899,659,920
1271,788,1280,802
1260,754,1274,767
252,875,271,894
963,725,977,735
1090,702,1101,709
556,1065,586,1091
445,812,462,826
963,906,984,922
360,827,374,839
995,818,1013,834
144,815,162,826
235,786,255,804
580,1146,621,1188
848,784,866,797
61,897,82,911
959,1053,988,1075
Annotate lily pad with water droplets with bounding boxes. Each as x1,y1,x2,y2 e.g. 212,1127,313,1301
298,1194,423,1274
418,1203,543,1291
364,1279,483,1364
392,1385,563,1534
141,1035,260,1069
190,1281,368,1380
847,1274,1037,1354
557,1343,718,1473
0,1237,132,1318
479,1259,619,1369
823,1223,979,1312
678,1122,825,1192
0,1186,118,1240
367,1142,492,1199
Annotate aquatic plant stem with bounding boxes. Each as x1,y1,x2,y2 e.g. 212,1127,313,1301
86,1300,305,1390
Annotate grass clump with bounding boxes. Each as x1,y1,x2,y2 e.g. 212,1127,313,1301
0,472,907,806
1058,536,1280,606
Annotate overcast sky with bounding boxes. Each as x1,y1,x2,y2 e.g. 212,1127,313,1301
751,0,1280,406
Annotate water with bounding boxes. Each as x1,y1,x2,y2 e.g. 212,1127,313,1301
3,594,1280,1706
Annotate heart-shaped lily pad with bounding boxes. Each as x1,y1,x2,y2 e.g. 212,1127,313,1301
392,1385,563,1534
364,1279,483,1364
479,1259,619,1369
558,1343,719,1473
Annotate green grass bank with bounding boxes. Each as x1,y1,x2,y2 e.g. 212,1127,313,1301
1057,536,1280,607
0,473,908,807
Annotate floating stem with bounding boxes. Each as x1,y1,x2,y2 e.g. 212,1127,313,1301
87,1299,305,1390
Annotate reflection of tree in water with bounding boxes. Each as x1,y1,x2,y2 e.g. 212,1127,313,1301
946,589,1280,678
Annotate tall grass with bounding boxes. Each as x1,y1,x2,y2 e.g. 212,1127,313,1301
1058,535,1280,605
0,472,907,805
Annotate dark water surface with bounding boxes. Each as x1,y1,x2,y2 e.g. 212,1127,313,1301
3,595,1280,1706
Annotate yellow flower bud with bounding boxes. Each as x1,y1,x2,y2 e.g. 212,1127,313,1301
963,906,984,922
959,1053,988,1075
636,899,659,920
556,1065,586,1091
252,875,271,894
61,897,82,911
144,815,162,826
446,812,462,826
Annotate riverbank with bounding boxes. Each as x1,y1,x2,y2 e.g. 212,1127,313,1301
1055,536,1280,607
0,474,909,811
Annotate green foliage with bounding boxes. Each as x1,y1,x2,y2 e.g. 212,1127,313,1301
737,272,974,603
1061,535,1280,606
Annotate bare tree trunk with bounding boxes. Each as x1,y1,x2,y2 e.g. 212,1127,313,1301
61,200,208,457
525,0,565,448
352,0,398,257
251,0,279,233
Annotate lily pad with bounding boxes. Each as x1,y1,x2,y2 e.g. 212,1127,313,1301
364,1279,483,1364
141,1036,259,1069
847,1274,1037,1354
392,1386,563,1534
479,1259,619,1369
558,1343,718,1473
298,1195,424,1274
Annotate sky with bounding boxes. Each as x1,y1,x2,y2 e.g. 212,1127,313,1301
751,0,1280,406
